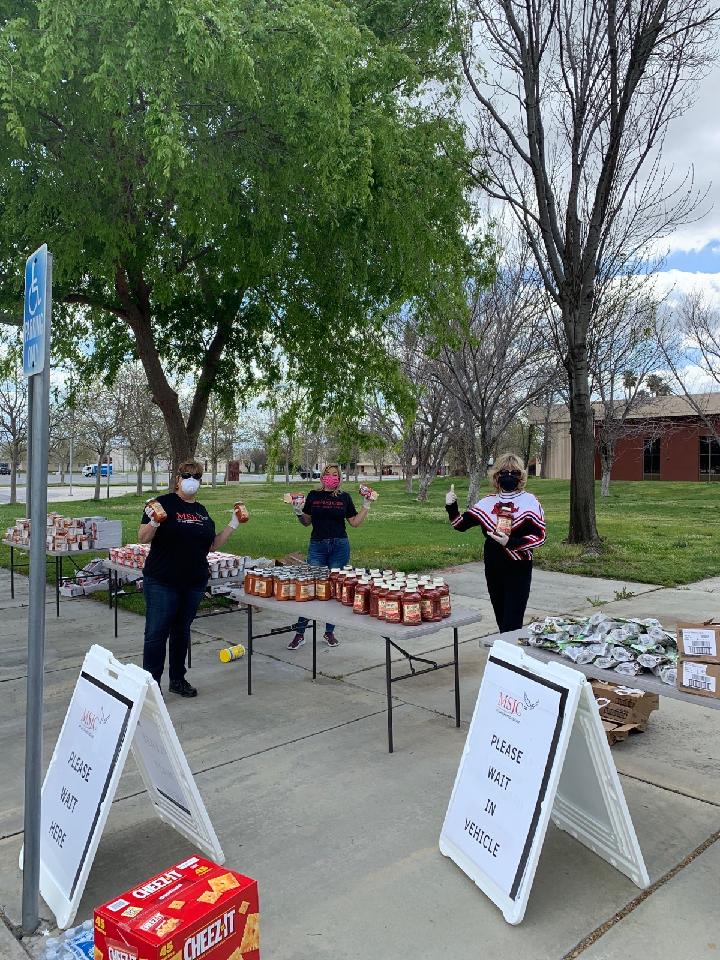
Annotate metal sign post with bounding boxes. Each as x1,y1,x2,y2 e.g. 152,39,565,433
22,243,52,934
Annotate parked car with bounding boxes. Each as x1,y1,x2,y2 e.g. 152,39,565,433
299,469,321,480
81,464,113,478
0,462,10,475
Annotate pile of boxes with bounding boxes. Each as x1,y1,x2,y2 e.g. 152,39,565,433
3,513,122,552
676,622,720,700
591,679,659,745
109,544,150,569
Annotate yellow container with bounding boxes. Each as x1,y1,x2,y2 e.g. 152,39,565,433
218,643,246,663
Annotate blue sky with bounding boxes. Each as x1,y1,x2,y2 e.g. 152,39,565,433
662,242,720,274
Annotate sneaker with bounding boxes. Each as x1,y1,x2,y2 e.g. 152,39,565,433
323,632,340,647
287,633,306,650
169,679,197,698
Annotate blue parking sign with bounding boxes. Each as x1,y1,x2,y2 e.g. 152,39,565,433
24,244,50,377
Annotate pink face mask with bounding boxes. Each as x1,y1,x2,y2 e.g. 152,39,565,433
322,474,340,490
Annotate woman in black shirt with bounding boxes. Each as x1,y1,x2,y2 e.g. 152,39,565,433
139,459,248,697
287,464,373,648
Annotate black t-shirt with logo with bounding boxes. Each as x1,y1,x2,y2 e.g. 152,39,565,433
302,490,358,541
141,493,216,587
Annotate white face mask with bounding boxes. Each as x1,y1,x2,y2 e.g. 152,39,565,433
179,477,201,496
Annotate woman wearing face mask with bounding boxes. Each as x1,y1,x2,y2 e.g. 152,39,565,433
444,453,545,632
287,464,373,649
139,459,249,697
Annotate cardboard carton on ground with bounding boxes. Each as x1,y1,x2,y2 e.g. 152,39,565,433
94,855,259,960
601,720,638,746
590,679,659,729
676,622,720,664
677,659,720,699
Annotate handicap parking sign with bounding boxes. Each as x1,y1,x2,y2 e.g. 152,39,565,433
24,243,50,377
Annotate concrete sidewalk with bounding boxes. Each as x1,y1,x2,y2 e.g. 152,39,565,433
0,563,718,959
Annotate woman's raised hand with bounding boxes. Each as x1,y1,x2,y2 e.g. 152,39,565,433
445,483,457,506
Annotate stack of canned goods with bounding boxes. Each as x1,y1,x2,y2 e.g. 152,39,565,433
242,562,452,625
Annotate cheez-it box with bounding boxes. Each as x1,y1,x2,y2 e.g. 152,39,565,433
94,856,259,960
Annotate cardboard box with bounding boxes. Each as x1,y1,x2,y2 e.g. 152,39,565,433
677,659,720,699
590,679,659,728
676,622,720,663
601,720,637,746
94,855,259,960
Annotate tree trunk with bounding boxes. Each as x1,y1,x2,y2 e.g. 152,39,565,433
467,439,485,507
524,424,535,470
136,459,144,496
540,405,553,478
566,343,600,543
9,447,18,505
601,461,611,497
211,455,218,488
94,455,102,501
150,459,157,491
284,457,290,484
416,469,437,502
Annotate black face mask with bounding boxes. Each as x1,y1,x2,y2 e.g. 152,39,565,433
498,473,520,492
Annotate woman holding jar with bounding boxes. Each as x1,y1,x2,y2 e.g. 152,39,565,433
444,453,545,632
287,464,373,648
139,459,249,697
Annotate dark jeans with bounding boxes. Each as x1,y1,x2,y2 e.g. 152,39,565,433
143,575,207,685
485,560,533,632
296,537,351,636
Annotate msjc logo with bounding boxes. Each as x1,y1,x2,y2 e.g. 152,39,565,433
79,705,110,737
498,691,523,717
497,691,539,717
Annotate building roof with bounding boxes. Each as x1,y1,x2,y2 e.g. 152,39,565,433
528,392,720,424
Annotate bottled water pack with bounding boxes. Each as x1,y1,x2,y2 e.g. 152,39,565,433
41,920,94,960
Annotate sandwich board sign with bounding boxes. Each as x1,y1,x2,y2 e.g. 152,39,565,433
20,645,223,928
440,639,648,925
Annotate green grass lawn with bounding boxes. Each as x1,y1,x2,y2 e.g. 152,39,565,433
0,478,718,589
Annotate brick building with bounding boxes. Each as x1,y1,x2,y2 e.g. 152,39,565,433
530,393,720,481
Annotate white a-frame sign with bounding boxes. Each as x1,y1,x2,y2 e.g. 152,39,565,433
21,645,223,928
440,639,649,925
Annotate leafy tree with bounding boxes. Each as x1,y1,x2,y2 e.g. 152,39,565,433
0,0,476,472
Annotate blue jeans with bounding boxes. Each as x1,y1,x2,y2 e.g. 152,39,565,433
296,537,351,635
143,576,207,685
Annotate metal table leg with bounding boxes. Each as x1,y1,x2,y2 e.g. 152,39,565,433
386,637,394,754
454,627,461,727
10,546,14,599
113,570,118,638
312,619,317,679
55,556,60,617
247,605,253,695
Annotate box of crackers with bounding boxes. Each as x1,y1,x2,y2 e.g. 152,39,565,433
93,855,259,960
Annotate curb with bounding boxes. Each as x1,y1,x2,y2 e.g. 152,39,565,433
0,916,31,960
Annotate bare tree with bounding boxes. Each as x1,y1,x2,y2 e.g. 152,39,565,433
199,392,238,488
116,364,170,495
590,285,666,493
0,340,26,504
455,0,715,541
433,262,560,504
656,289,720,441
76,385,121,501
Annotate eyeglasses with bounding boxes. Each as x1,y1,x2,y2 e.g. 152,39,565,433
180,472,203,481
499,470,522,478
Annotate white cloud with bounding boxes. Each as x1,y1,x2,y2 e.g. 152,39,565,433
647,269,720,305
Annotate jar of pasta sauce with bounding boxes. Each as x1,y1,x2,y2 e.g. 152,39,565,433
341,573,358,606
353,578,371,615
315,572,332,601
401,584,422,626
384,583,402,624
435,578,451,618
